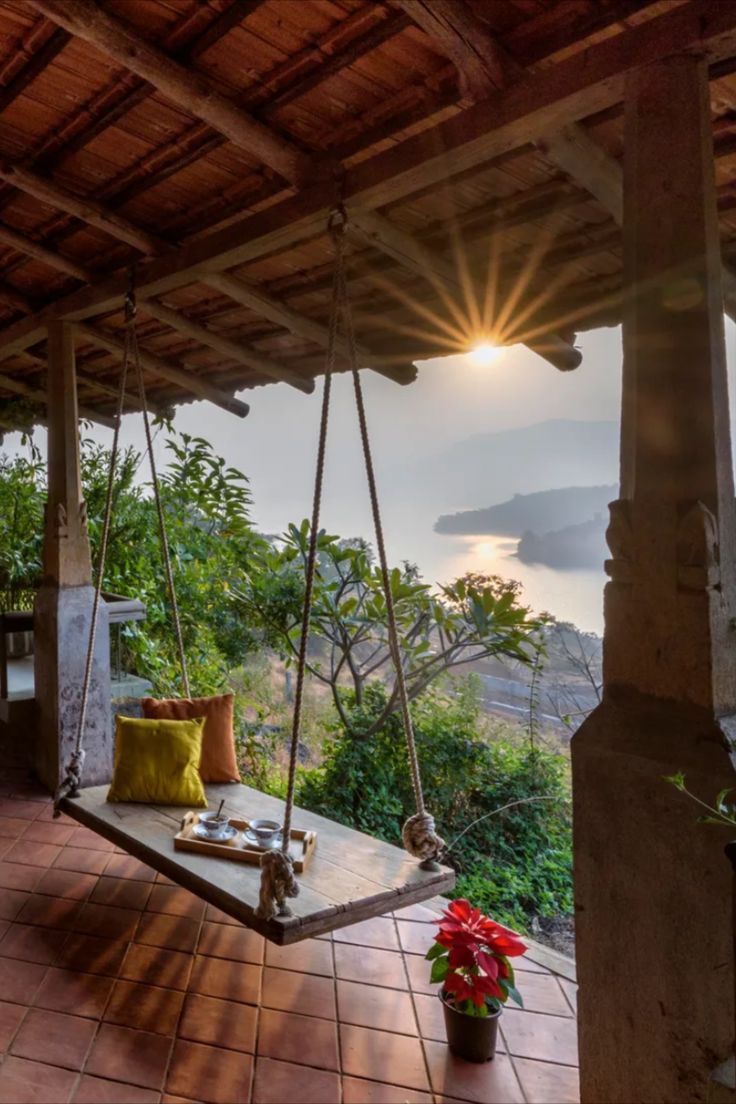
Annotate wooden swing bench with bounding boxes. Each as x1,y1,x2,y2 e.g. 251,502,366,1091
60,783,455,944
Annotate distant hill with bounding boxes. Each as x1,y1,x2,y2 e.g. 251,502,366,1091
435,484,616,536
392,419,619,512
517,517,608,570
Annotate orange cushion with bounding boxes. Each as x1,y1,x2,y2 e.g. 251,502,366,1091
141,692,240,784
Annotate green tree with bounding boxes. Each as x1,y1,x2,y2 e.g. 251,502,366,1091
237,522,543,736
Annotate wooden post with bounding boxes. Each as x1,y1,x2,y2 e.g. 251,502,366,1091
33,321,112,791
572,55,736,1102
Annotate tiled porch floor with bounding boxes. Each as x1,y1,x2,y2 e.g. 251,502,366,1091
0,782,579,1104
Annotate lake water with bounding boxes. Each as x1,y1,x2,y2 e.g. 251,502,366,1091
394,526,605,635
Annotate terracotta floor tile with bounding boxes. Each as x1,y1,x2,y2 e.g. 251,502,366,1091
513,971,574,1017
0,923,66,964
189,954,261,1005
258,1007,339,1071
560,978,577,1014
146,884,206,920
178,993,257,1053
16,894,82,930
103,854,158,883
424,1041,525,1103
0,999,25,1051
67,827,116,852
35,868,98,901
90,876,153,911
4,840,62,867
136,911,200,953
392,901,442,923
21,821,75,847
73,1074,161,1103
11,1008,96,1070
0,841,13,862
253,1057,340,1104
120,943,193,991
339,1023,429,1092
334,942,406,988
501,1008,579,1066
37,806,74,824
53,847,110,876
333,916,400,951
72,902,141,941
197,921,264,964
264,938,333,977
0,1056,77,1103
205,904,240,926
0,888,30,920
0,799,42,820
404,952,437,996
413,991,446,1041
0,956,48,1004
0,816,34,839
0,860,43,891
86,1024,173,1089
395,919,436,957
104,979,185,1035
167,1039,253,1104
56,933,128,977
513,1057,580,1103
34,967,114,1018
336,980,417,1035
342,1076,432,1104
261,966,336,1020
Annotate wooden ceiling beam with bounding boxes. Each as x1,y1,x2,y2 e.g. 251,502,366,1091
76,323,250,418
0,220,91,283
1,0,734,366
141,298,313,394
29,0,316,186
0,367,114,429
0,21,70,113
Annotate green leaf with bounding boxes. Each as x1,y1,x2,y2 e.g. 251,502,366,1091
425,941,446,961
430,957,449,985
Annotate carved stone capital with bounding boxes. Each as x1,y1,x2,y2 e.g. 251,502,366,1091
676,500,720,590
604,498,636,582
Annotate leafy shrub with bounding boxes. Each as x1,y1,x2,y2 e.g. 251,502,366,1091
297,678,572,930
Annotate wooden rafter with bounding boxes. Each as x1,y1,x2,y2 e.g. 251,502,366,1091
76,324,250,419
0,0,734,374
29,0,317,186
0,367,114,429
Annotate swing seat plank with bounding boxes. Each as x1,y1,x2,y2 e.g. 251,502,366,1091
60,783,455,944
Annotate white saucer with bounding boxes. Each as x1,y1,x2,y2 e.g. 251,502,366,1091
243,828,283,851
194,822,238,843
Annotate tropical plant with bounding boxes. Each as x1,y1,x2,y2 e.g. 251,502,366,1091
665,772,736,827
426,898,526,1016
237,522,543,736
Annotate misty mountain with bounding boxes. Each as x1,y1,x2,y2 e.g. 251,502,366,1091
393,419,619,512
435,484,616,536
517,517,608,570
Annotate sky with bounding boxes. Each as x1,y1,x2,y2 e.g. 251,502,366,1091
8,318,736,634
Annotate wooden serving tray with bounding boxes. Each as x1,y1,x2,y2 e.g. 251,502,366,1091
175,811,317,873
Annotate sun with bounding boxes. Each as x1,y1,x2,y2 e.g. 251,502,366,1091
468,341,503,368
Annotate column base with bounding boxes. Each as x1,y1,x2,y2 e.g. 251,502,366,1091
572,691,735,1103
33,583,112,793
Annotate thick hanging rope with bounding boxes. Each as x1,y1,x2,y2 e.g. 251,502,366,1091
255,212,342,921
129,296,190,699
54,293,134,814
55,283,190,815
335,215,444,870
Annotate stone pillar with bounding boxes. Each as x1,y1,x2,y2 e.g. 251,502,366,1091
572,54,736,1104
34,321,111,792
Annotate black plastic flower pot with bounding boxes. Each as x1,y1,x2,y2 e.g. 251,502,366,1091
440,989,502,1063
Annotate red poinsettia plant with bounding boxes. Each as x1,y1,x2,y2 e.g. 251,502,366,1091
427,898,527,1017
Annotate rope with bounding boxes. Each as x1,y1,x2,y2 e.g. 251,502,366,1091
255,210,341,921
54,293,133,813
335,214,444,868
129,296,190,698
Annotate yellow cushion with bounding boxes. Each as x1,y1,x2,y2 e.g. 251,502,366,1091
107,715,208,807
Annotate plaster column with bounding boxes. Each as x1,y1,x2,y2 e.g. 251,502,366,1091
33,321,111,791
572,54,736,1103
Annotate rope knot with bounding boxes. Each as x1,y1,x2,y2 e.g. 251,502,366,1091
327,202,348,241
256,849,300,921
53,748,86,818
402,811,445,867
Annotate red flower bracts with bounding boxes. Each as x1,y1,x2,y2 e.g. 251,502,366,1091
426,899,527,1017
